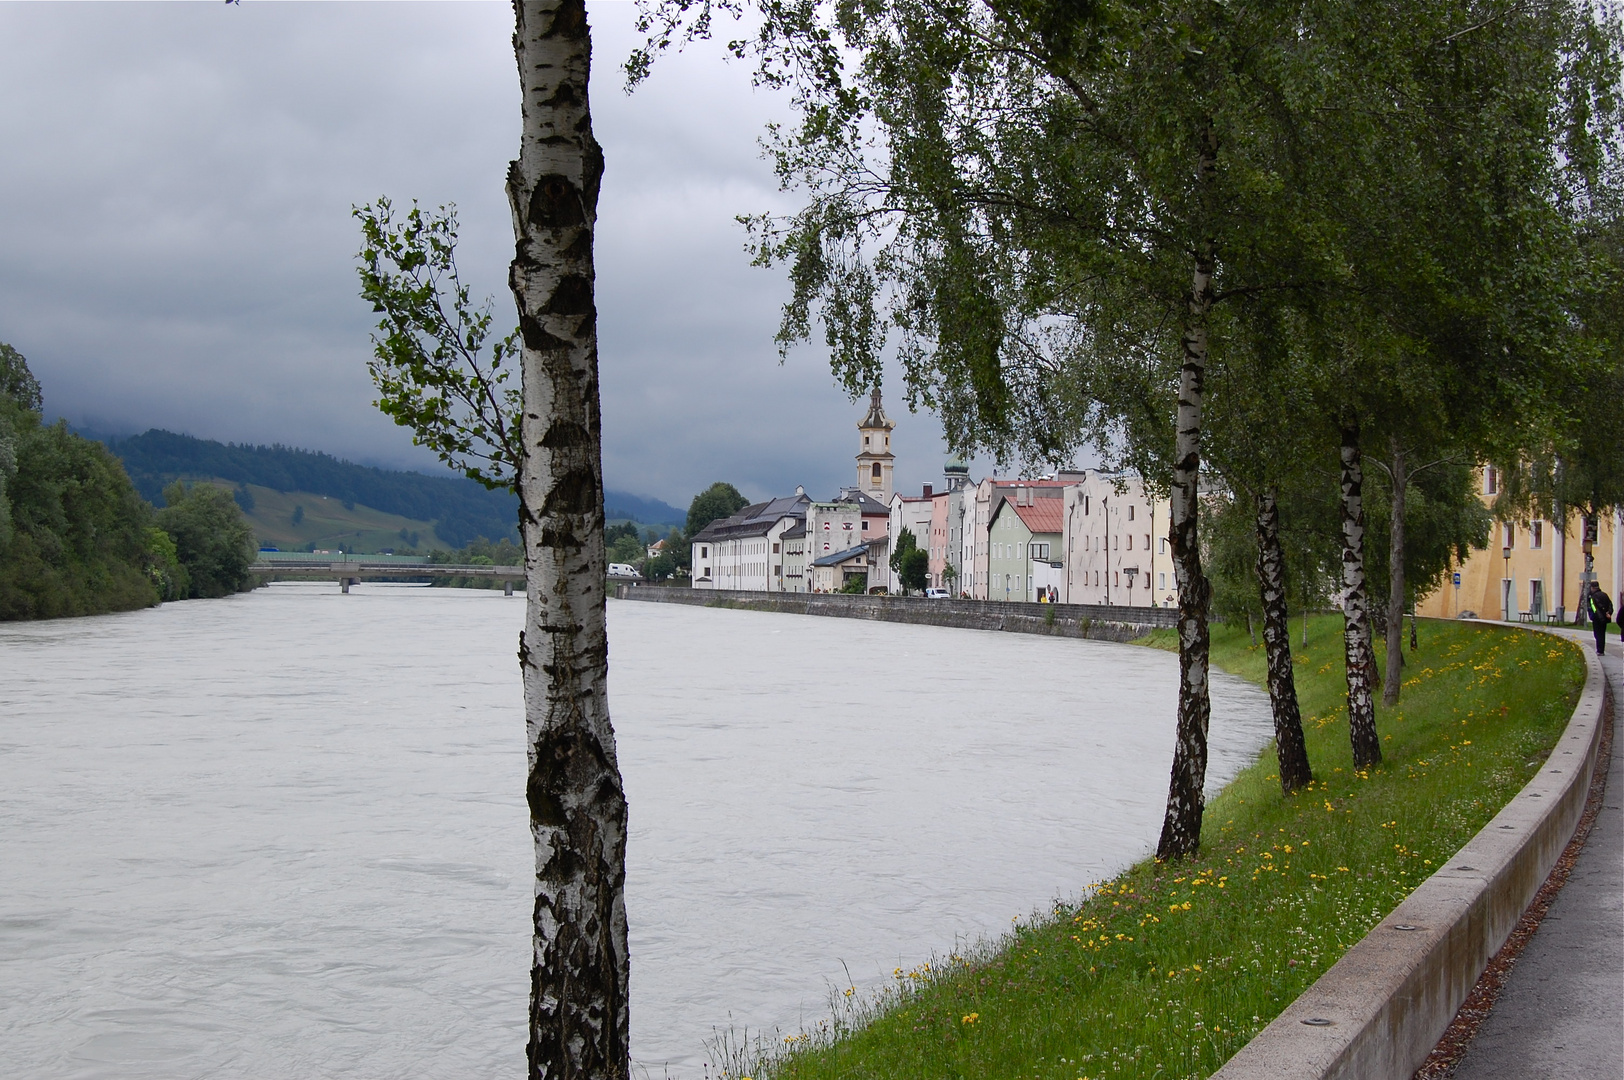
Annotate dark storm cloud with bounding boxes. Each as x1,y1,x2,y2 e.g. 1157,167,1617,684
0,1,984,507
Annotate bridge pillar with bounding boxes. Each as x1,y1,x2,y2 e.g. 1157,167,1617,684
341,576,353,594
504,580,514,597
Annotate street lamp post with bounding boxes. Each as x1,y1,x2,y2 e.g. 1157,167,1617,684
1502,545,1511,620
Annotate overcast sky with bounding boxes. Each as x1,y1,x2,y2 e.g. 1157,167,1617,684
0,1,999,509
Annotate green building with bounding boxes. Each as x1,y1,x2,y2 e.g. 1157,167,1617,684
987,494,1064,602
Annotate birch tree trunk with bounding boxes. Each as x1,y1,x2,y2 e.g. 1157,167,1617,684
508,2,630,1076
1156,130,1216,860
1382,436,1407,706
1255,487,1312,793
1339,421,1382,769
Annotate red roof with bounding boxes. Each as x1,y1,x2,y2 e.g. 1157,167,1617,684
1009,498,1064,536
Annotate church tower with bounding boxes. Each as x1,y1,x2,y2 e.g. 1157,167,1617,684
856,387,896,504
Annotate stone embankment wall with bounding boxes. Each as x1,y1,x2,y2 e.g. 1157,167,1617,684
614,585,1178,641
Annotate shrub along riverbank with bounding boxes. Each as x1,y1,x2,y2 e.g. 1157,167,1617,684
742,616,1584,1080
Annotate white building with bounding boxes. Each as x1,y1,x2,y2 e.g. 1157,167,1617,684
690,492,811,591
1060,472,1174,607
883,486,937,593
804,500,864,585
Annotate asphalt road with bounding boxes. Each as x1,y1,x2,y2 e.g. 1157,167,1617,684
1454,628,1624,1080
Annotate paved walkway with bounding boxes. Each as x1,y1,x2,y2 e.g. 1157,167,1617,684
1454,627,1624,1080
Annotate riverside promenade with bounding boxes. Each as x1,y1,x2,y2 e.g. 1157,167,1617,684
1454,626,1623,1079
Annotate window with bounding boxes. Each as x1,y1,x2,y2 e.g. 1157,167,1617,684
864,436,870,447
872,462,882,480
1484,467,1499,495
1159,572,1167,590
1159,538,1166,554
861,520,869,530
1126,534,1133,550
701,546,709,558
1029,542,1050,560
1503,522,1515,548
772,543,780,554
1128,505,1135,521
1531,521,1543,549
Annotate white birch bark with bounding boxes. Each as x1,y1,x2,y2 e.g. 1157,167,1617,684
1156,124,1217,860
508,2,629,1076
1255,487,1312,792
1339,421,1381,769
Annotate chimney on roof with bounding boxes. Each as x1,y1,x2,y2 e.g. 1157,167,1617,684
923,483,932,497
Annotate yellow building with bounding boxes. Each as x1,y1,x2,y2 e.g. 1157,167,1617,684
1417,466,1623,622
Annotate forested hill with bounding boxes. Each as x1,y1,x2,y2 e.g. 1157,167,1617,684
105,430,684,548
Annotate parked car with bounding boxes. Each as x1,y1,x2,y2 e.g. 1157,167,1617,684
924,587,950,599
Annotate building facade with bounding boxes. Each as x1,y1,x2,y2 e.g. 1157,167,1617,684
1417,467,1622,621
1060,472,1174,607
987,491,1065,601
689,492,811,591
966,478,1068,599
884,486,937,593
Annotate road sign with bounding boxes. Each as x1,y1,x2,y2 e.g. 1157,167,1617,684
1453,572,1461,586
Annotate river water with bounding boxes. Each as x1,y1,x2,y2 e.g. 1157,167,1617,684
0,584,1273,1078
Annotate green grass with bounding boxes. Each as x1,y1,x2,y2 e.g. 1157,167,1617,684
744,617,1584,1080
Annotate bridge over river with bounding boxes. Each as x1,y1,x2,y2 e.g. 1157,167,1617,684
251,557,527,594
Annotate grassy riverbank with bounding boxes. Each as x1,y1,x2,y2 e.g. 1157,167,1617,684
742,616,1583,1080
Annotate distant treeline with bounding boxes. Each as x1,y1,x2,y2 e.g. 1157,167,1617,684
105,430,684,546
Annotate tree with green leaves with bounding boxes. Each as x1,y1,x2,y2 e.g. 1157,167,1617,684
355,3,628,1075
0,342,42,412
1282,0,1620,740
638,0,1362,857
889,526,919,594
686,481,748,537
0,343,174,620
155,482,255,599
355,197,522,492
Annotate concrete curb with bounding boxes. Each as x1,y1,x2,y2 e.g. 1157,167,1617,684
1212,628,1607,1080
613,585,1177,641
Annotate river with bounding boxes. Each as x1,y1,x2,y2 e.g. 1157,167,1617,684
0,583,1273,1077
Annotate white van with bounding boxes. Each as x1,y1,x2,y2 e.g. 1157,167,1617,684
607,563,640,580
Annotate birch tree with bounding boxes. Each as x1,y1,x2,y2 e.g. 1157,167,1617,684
635,0,1360,857
1302,0,1620,744
358,2,628,1075
509,4,629,1076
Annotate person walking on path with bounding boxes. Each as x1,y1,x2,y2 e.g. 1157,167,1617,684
1580,581,1613,655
